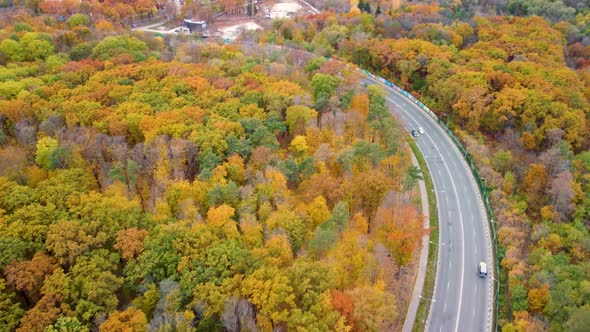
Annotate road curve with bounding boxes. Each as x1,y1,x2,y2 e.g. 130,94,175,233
362,77,494,332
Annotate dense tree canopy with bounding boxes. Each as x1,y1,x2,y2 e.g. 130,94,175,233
0,10,419,331
3,0,588,330
260,3,590,330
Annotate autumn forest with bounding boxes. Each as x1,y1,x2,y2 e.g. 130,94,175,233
0,0,589,331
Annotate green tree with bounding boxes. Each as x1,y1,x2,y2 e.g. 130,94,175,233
45,54,69,73
207,181,240,208
92,36,147,61
33,168,94,211
311,73,340,126
46,316,89,332
68,14,90,28
367,85,394,144
309,202,349,256
305,57,325,74
327,201,350,232
286,260,339,330
198,151,223,179
124,225,190,284
0,0,12,7
18,32,55,61
132,283,160,319
511,283,529,312
0,178,35,213
0,278,24,332
70,250,123,323
402,165,423,192
567,304,590,332
358,0,366,12
263,111,287,135
46,219,109,267
0,39,24,62
267,208,307,253
352,140,385,170
201,240,257,284
47,146,71,170
14,22,33,32
309,226,338,257
0,237,38,270
2,203,59,245
492,150,514,174
70,42,94,61
108,159,140,193
35,137,59,170
25,39,55,61
0,80,25,99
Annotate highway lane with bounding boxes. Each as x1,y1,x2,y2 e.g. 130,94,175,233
362,77,494,332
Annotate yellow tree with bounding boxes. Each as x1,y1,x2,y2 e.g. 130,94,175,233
266,207,307,252
330,229,376,288
522,163,548,213
345,282,397,332
285,105,317,136
528,284,549,314
241,266,296,330
252,234,294,268
350,93,369,119
352,170,391,228
290,135,309,157
306,195,331,229
99,307,147,332
206,204,239,239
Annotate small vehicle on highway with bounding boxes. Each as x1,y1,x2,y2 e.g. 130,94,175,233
418,126,425,134
478,262,487,278
411,129,419,138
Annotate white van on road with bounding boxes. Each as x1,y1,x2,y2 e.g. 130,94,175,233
478,262,487,278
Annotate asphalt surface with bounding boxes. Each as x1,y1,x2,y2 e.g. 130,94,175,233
363,77,494,332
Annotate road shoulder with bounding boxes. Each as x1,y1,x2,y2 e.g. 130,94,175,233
402,143,434,332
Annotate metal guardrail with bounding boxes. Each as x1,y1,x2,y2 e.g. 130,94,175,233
359,68,500,332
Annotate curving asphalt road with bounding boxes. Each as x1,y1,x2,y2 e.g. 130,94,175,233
362,77,494,332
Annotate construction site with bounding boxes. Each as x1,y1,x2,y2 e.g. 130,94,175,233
134,0,319,42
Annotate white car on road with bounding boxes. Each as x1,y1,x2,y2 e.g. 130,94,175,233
478,262,487,278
